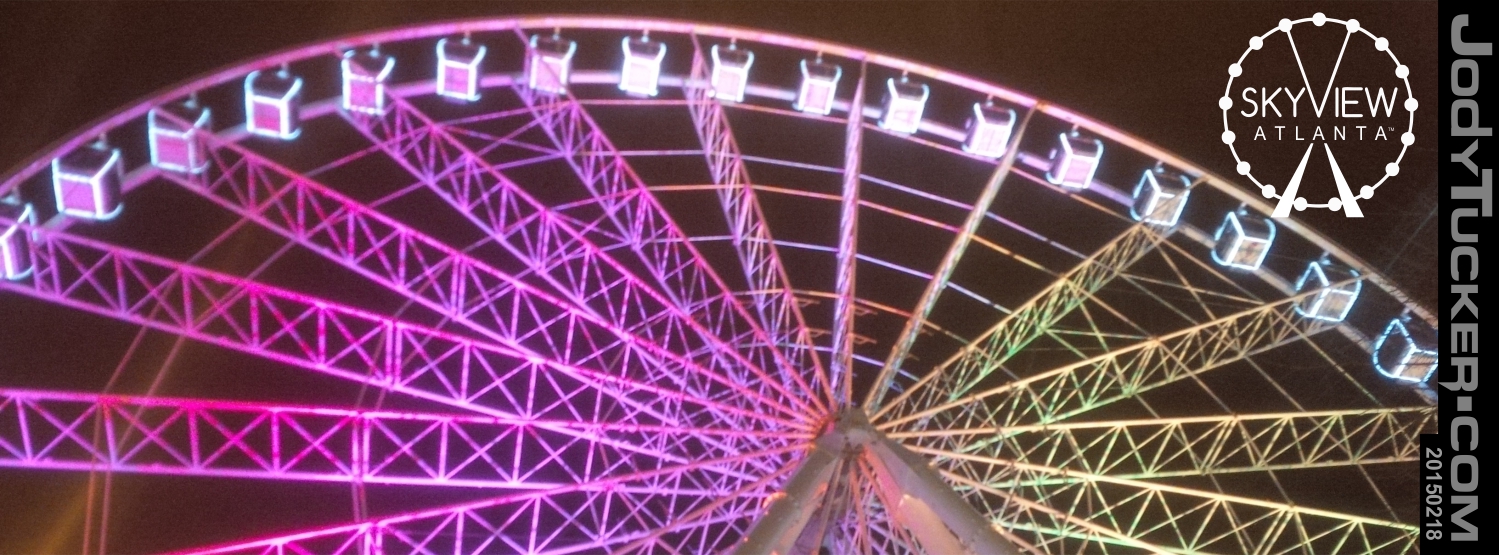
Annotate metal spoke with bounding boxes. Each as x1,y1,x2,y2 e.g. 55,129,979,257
930,448,1417,554
340,95,821,421
880,281,1356,436
868,107,1037,412
0,388,807,488
833,60,868,405
507,30,820,415
0,16,1434,555
895,407,1431,481
685,34,834,408
155,118,803,468
0,224,795,486
875,223,1173,424
180,443,804,555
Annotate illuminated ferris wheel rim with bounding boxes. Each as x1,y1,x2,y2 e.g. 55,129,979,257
0,14,1438,554
0,14,1433,328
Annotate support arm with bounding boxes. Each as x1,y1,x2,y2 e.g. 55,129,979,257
733,439,844,555
864,435,1020,555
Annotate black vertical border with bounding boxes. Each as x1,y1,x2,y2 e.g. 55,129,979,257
1431,4,1487,551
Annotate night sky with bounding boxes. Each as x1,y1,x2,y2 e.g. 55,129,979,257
0,1,1438,553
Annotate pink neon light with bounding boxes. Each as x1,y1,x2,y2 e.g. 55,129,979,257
348,94,825,419
0,388,795,489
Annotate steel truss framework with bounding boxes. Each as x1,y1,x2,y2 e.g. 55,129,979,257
0,16,1433,555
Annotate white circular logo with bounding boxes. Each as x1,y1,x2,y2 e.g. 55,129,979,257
1221,13,1415,217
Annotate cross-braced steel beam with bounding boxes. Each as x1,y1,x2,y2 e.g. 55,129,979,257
875,223,1170,423
0,388,805,488
938,452,1418,554
685,34,833,408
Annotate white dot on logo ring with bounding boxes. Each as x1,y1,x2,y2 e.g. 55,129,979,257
1250,36,1264,50
1402,132,1415,145
1237,161,1251,175
1329,198,1342,212
1294,197,1308,211
1229,63,1242,77
1361,185,1375,199
1261,185,1275,198
1375,37,1389,51
1395,65,1409,78
1313,13,1326,26
1345,19,1360,33
1279,18,1293,32
1219,97,1233,110
1405,97,1419,111
1222,131,1236,144
1386,163,1400,176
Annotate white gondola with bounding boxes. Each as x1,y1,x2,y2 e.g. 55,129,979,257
1294,259,1361,322
794,58,841,115
244,70,303,139
1373,319,1438,383
148,100,211,174
709,43,754,102
879,76,929,134
526,34,575,95
0,202,36,280
1131,167,1191,226
437,38,487,101
1045,132,1103,189
52,145,124,220
962,102,1016,159
619,35,666,97
341,48,395,115
1211,210,1275,270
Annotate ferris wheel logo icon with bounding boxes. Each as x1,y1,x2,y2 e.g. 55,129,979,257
1220,13,1416,218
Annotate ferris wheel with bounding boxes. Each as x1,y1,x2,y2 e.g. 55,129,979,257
0,16,1438,554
